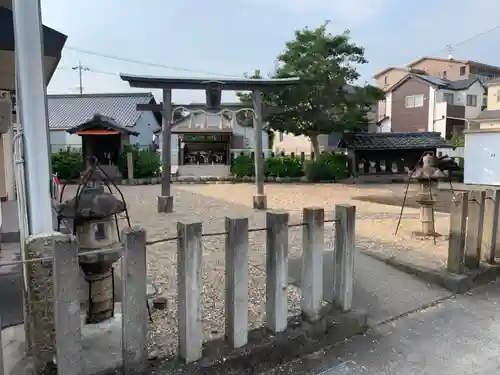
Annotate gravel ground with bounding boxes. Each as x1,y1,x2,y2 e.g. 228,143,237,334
61,183,451,358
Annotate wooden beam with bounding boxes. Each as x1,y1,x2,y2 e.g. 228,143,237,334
137,103,162,112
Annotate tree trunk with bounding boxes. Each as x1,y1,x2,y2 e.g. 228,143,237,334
309,134,320,160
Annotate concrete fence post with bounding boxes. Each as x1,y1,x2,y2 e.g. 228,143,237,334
25,233,57,373
177,221,203,363
301,207,324,322
465,190,485,270
53,233,83,375
122,227,148,374
266,211,289,333
0,316,3,375
334,205,356,312
225,217,249,348
447,192,468,274
483,189,500,264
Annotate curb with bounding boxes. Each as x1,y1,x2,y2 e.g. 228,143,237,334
360,249,500,293
142,307,367,375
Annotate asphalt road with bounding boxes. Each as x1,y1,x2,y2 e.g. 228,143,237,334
264,280,500,374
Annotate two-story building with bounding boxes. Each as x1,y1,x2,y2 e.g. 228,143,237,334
377,73,485,139
374,56,500,122
464,78,500,185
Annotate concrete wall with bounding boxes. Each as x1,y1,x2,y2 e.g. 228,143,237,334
464,131,500,185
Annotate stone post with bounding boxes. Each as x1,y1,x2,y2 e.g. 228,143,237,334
177,221,203,363
225,217,249,348
158,88,173,213
483,189,500,264
121,227,148,374
265,211,289,333
126,152,134,180
447,192,468,274
301,207,324,322
334,205,356,312
25,233,57,373
53,233,83,375
464,190,485,269
252,89,267,209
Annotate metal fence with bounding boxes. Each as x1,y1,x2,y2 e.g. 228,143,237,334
0,205,355,375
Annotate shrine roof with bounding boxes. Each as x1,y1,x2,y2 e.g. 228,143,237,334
66,114,139,136
48,92,159,130
120,73,300,90
339,132,453,151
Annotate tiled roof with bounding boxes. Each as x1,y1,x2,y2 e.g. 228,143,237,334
339,132,452,150
414,75,480,91
47,92,156,130
476,109,500,120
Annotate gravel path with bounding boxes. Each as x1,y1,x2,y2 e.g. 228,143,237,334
62,183,451,358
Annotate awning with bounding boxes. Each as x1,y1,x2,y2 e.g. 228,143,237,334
0,5,67,91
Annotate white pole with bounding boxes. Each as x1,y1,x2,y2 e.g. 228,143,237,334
12,0,53,234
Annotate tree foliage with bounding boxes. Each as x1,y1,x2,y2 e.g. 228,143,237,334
237,22,384,156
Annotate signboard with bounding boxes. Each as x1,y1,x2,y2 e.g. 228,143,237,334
182,134,227,142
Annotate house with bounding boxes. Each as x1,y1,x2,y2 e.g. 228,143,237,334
377,73,485,139
464,78,500,185
373,56,500,121
0,3,67,202
154,109,270,177
47,93,161,152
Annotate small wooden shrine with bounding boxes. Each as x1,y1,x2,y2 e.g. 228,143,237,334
67,114,138,177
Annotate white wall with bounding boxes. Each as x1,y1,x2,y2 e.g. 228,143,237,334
464,131,500,185
435,81,485,119
129,111,160,146
433,102,448,136
273,131,311,153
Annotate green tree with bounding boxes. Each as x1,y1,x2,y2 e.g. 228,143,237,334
238,22,384,157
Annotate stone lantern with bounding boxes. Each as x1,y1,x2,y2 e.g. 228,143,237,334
54,159,130,323
410,153,446,237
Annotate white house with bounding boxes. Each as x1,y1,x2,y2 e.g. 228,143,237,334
464,77,500,185
155,111,270,177
47,93,161,152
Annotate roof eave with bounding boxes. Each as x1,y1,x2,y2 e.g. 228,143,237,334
120,73,300,90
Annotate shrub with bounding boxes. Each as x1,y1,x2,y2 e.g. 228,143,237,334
118,145,161,178
51,148,83,180
305,152,349,182
231,154,255,177
264,156,304,178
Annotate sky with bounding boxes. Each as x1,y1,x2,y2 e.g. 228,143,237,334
41,0,500,103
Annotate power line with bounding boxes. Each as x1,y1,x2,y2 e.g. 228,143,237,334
63,45,243,78
438,23,500,53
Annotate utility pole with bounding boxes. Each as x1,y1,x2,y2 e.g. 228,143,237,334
72,61,90,94
12,0,53,234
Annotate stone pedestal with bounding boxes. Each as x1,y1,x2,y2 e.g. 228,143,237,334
253,194,267,210
157,195,174,213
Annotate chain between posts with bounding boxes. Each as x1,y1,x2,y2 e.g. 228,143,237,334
144,218,339,246
0,219,340,267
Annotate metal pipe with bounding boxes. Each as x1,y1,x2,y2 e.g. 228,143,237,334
12,0,53,233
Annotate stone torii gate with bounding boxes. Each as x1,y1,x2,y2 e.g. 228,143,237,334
120,74,299,213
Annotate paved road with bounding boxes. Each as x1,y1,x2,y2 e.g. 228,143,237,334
264,280,500,374
289,250,450,325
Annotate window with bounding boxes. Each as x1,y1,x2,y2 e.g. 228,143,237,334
278,132,284,142
384,76,388,85
460,66,466,76
466,94,477,107
443,92,454,105
443,71,447,79
405,94,424,108
497,90,500,103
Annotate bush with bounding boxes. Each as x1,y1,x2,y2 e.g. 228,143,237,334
264,156,304,178
231,154,255,177
305,152,349,182
51,148,83,180
118,145,161,178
